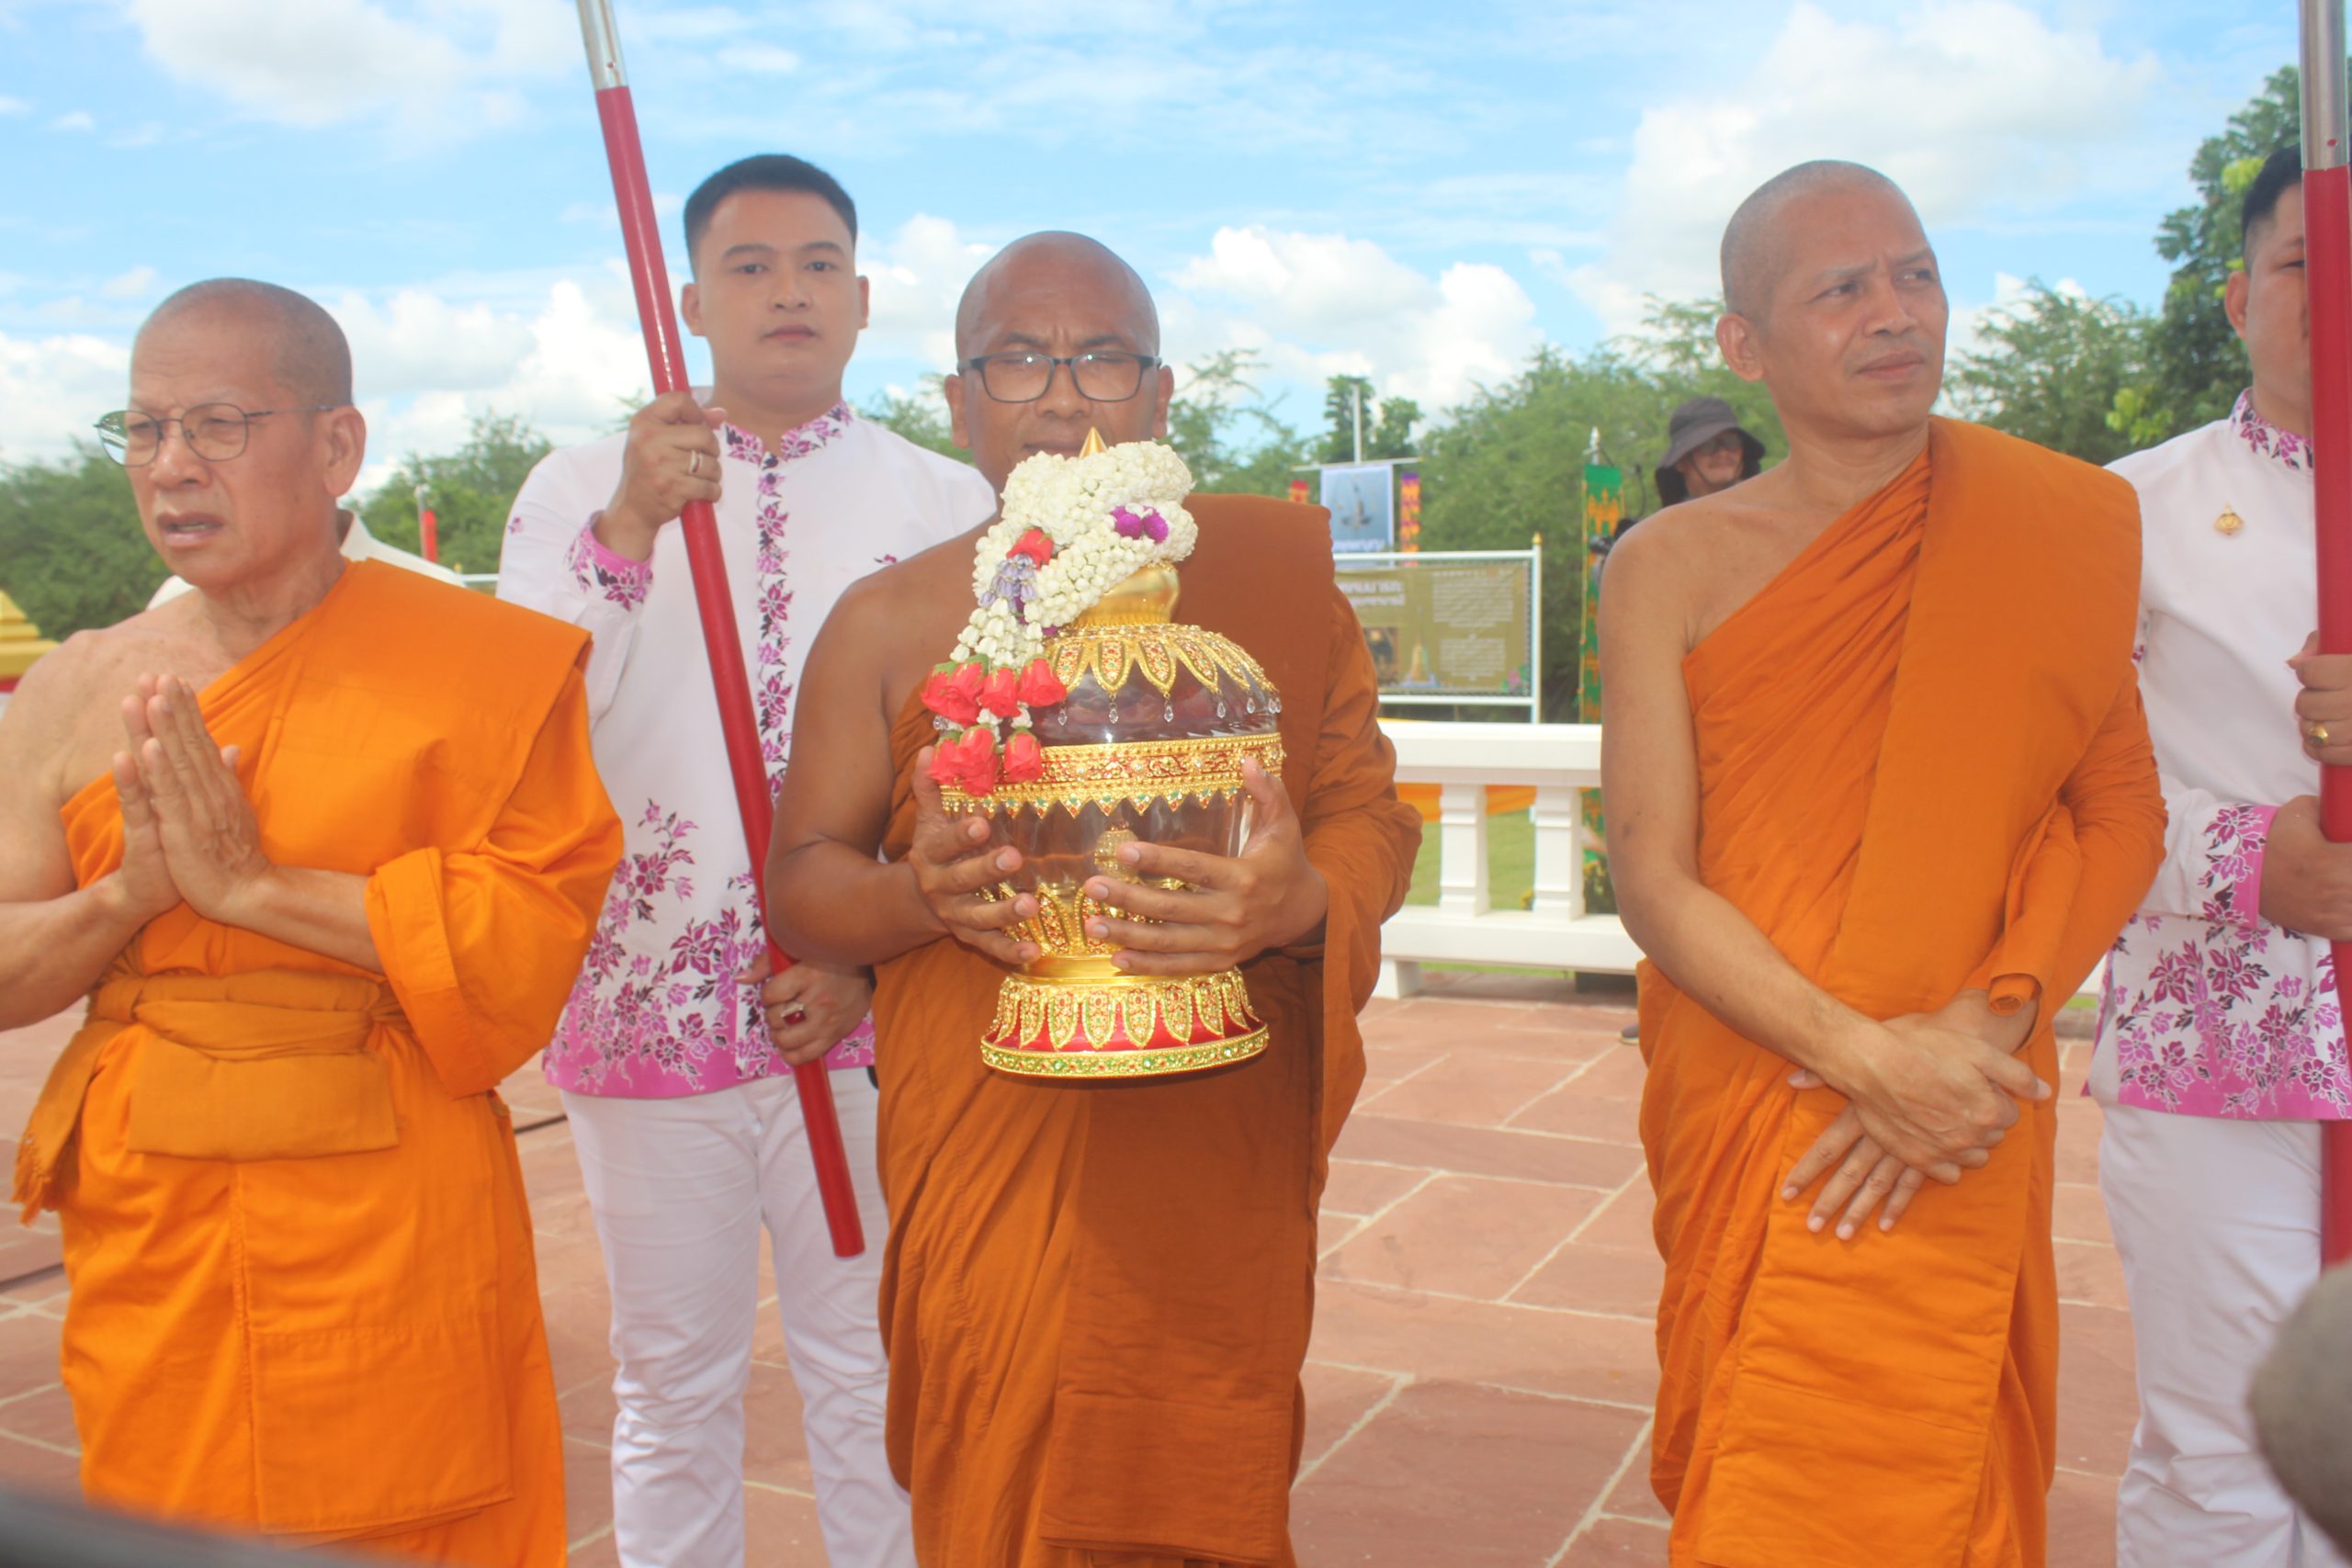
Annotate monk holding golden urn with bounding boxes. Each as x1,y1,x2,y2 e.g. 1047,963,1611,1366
920,431,1283,1077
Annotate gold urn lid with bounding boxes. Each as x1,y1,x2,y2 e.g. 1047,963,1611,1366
0,591,57,681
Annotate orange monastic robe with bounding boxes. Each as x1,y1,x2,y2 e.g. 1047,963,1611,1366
15,561,622,1562
870,496,1421,1568
1637,421,2166,1568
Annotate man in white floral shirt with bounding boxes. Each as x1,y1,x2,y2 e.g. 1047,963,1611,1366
2097,146,2352,1568
497,155,993,1568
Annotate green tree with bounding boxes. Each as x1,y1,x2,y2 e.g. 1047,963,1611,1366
358,411,552,576
1948,282,2157,466
2143,65,2308,439
861,378,969,462
0,445,164,637
1170,349,1310,495
1317,374,1419,463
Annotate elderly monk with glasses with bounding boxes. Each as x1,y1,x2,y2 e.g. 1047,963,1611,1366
764,231,1422,1568
0,277,621,1563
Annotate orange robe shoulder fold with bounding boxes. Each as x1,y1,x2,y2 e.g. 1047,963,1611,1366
869,494,1422,1568
14,561,622,1564
1636,420,2165,1568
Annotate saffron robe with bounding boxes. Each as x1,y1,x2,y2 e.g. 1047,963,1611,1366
1636,421,2166,1568
869,495,1422,1568
14,561,623,1562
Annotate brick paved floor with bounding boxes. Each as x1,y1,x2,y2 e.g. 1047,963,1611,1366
0,974,2136,1565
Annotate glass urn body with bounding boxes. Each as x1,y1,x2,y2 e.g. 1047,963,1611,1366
938,563,1284,1077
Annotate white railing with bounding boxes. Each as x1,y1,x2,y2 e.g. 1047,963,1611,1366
1375,719,1635,998
1374,718,2102,1004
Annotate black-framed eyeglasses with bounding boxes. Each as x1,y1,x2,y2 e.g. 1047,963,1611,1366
93,403,343,468
962,351,1159,404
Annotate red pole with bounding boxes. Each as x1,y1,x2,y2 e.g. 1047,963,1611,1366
573,1,863,1257
2302,0,2352,1267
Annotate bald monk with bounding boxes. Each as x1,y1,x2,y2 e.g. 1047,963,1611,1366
763,232,1422,1567
0,279,621,1562
1601,163,2167,1567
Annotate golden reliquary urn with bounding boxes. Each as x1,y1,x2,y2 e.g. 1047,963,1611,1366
937,562,1285,1078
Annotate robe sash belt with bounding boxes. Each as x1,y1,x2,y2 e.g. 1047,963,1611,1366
16,961,406,1219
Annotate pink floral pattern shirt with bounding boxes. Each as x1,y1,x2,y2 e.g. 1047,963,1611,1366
2096,391,2351,1119
498,401,997,1097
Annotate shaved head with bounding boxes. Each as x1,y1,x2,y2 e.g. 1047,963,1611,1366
136,277,353,408
1721,161,1914,321
954,231,1159,360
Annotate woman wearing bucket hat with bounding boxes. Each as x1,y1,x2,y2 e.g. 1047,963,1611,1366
1653,394,1766,508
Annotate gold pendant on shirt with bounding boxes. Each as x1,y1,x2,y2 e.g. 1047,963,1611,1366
2215,503,2246,536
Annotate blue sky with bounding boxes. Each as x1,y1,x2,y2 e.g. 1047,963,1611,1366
0,0,2312,490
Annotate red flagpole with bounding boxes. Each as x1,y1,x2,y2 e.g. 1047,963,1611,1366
572,1,864,1257
2301,0,2352,1267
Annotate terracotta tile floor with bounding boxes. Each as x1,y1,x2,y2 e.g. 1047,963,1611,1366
0,975,2136,1565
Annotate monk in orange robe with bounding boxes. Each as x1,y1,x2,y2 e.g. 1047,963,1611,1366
0,279,621,1562
1601,163,2166,1567
763,232,1422,1567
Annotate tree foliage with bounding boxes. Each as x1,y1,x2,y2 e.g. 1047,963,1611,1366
1317,374,1420,463
0,446,163,638
2143,66,2304,441
1948,283,2156,468
356,411,552,578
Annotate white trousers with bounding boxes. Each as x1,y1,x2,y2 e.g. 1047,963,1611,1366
2100,1101,2349,1568
565,1071,911,1568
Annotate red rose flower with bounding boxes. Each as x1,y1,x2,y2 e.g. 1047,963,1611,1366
979,665,1021,720
1001,729,1045,784
1015,658,1068,707
1008,527,1053,568
944,727,1001,795
925,735,967,787
920,661,986,727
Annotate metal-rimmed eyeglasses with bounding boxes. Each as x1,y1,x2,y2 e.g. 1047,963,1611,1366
93,403,343,468
961,352,1160,404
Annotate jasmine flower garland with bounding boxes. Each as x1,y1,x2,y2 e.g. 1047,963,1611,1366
923,439,1197,795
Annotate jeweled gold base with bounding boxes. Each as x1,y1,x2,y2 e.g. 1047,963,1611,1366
981,968,1270,1079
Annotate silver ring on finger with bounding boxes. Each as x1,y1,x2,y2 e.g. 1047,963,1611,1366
689,449,704,477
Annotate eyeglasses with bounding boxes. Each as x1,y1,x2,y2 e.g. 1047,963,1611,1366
962,352,1159,404
93,403,342,468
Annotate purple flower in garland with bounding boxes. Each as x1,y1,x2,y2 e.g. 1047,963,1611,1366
983,556,1041,623
1112,504,1170,543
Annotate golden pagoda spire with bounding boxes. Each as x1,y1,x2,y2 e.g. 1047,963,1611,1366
0,590,57,682
1079,428,1106,457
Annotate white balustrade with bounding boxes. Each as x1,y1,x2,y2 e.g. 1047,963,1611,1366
1374,717,2102,1004
1374,720,1638,998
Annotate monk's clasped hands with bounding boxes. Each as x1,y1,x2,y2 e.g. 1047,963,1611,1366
1777,990,2048,1244
1080,760,1327,977
114,674,276,929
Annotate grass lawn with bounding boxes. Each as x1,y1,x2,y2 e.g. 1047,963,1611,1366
1404,808,1536,908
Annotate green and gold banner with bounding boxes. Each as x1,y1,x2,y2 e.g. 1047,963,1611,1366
1579,459,1622,914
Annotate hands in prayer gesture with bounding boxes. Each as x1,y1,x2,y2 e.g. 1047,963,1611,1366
1778,989,2048,1243
107,674,274,927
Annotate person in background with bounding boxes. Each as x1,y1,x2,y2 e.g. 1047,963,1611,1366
2098,144,2352,1568
497,153,993,1568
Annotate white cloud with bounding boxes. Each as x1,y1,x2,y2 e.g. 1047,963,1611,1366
1171,227,1540,411
48,110,93,132
1568,1,2159,332
0,331,130,465
122,0,574,138
98,266,156,301
860,213,997,372
716,42,800,74
0,96,28,117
